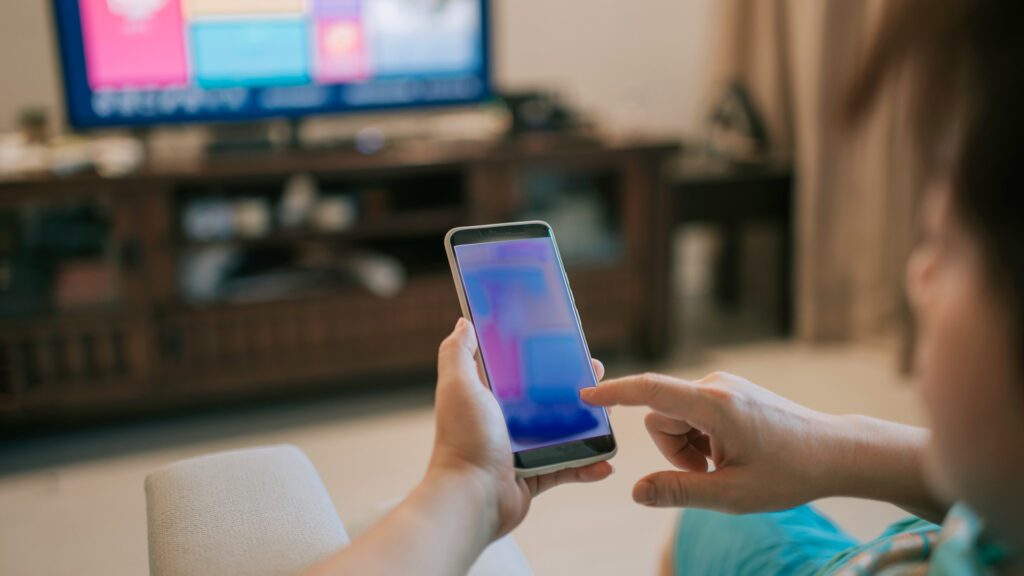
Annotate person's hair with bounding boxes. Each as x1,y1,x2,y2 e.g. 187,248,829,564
845,0,1024,373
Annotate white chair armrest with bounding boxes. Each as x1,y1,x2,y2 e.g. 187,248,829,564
145,444,348,576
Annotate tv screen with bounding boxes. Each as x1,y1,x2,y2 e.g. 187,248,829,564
52,0,491,129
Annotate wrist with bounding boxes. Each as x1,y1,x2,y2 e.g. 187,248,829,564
817,413,932,505
813,413,867,498
795,411,859,501
422,459,502,541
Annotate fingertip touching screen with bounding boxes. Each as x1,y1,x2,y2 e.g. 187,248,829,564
453,236,611,453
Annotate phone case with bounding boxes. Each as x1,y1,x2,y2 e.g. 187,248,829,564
443,221,617,477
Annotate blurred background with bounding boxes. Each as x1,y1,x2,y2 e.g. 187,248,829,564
0,1,924,574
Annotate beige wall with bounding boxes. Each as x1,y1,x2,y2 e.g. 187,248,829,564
493,0,716,137
0,2,62,133
0,0,715,137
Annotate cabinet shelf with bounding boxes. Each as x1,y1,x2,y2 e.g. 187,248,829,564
180,207,462,248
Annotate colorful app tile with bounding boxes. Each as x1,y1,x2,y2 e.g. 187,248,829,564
363,0,482,76
311,0,362,16
522,333,585,404
184,0,304,17
314,18,369,83
78,0,188,90
190,19,311,88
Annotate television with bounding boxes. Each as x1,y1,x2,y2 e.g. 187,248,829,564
51,0,491,130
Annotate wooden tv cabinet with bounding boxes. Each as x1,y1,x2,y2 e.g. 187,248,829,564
0,135,678,430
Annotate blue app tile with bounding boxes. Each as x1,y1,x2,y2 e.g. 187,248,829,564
462,270,491,317
191,19,311,88
521,333,584,403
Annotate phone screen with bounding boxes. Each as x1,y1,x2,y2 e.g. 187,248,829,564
453,234,611,453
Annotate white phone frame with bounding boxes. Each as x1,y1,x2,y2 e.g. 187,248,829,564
443,220,617,478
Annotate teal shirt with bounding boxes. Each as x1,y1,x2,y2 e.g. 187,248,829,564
821,504,1013,575
672,503,1016,575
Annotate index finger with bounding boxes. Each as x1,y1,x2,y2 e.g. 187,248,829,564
580,373,713,427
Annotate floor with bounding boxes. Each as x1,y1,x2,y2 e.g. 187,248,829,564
1,231,924,575
0,334,926,576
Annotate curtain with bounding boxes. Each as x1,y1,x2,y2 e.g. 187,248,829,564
711,0,923,341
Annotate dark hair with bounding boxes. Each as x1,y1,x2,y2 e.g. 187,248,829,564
846,0,1024,371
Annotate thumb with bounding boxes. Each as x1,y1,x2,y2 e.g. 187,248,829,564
632,470,727,509
437,317,481,388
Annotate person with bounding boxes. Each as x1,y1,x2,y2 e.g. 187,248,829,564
304,0,1023,573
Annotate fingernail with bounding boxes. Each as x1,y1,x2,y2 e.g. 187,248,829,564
579,388,594,400
455,317,466,329
635,481,656,505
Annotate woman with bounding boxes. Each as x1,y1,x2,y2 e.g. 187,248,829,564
306,0,1023,573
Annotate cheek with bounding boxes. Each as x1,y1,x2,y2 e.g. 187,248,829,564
915,266,1018,499
918,297,987,453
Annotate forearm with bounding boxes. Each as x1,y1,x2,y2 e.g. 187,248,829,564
303,468,498,576
820,414,947,522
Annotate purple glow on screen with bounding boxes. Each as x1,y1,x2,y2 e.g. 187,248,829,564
454,237,610,452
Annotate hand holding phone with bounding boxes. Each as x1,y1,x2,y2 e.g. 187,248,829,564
429,317,613,537
444,221,618,477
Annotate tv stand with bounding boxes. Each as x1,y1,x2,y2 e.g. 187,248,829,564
203,118,381,155
286,117,303,151
0,135,679,432
205,121,278,155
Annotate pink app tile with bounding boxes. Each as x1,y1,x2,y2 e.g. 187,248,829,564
79,0,188,90
314,18,369,83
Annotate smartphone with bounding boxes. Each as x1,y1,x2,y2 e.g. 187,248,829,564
444,221,617,477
